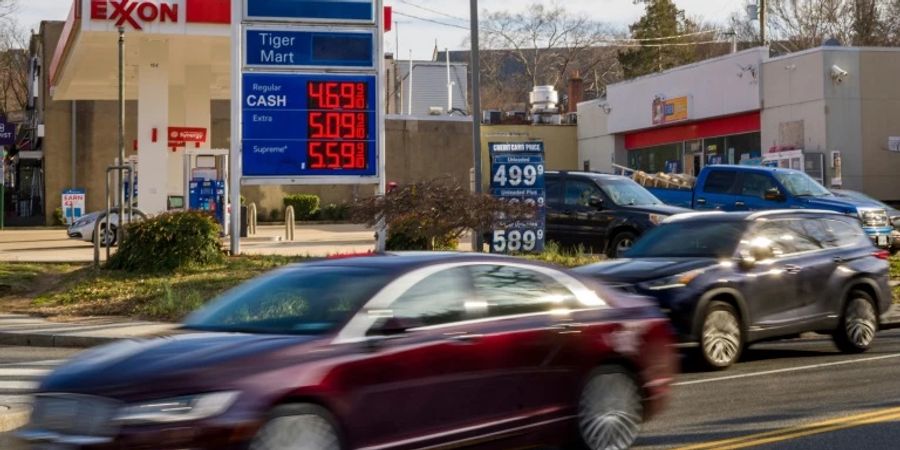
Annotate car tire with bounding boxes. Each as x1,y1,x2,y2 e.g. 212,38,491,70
699,301,743,370
577,367,643,450
607,231,637,259
250,403,342,450
95,225,117,248
833,290,878,354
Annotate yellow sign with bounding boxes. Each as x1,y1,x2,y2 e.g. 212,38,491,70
652,96,689,125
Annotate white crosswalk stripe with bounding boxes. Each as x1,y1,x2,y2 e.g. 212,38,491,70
0,360,64,404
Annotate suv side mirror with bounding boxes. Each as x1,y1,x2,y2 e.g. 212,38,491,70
764,187,786,202
369,315,423,337
589,196,604,209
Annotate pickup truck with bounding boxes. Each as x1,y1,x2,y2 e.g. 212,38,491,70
647,165,894,248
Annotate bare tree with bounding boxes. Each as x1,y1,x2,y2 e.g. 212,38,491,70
755,0,900,51
0,0,25,116
478,3,622,109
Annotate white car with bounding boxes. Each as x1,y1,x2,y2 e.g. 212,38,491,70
67,210,140,247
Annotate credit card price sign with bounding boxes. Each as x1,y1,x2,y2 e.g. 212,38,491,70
489,142,546,254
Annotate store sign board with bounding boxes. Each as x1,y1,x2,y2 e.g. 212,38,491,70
652,96,689,125
245,0,375,23
489,142,546,254
62,189,87,224
0,118,14,146
245,28,375,69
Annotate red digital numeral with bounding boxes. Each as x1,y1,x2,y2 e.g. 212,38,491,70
308,142,368,170
308,81,367,110
308,112,368,139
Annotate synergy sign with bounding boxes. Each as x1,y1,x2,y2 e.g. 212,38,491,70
237,0,383,184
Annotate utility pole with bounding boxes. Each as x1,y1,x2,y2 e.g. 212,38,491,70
759,0,767,46
470,0,484,252
117,27,125,242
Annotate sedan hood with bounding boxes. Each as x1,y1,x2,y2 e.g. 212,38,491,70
40,332,322,396
576,258,719,284
627,204,692,216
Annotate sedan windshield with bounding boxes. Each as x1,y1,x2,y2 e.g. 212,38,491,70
184,266,391,335
600,179,663,206
774,172,830,197
625,221,747,258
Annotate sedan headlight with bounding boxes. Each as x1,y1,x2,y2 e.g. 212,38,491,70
112,391,240,425
640,269,704,291
649,213,668,225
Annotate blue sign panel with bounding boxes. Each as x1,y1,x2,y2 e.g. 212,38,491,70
245,29,375,69
489,142,546,254
246,0,375,23
242,72,378,177
0,117,14,147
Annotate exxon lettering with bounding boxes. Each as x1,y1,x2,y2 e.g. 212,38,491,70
91,0,179,30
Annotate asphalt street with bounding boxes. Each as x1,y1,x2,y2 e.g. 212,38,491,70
2,332,900,449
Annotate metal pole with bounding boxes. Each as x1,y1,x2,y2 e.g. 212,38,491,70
117,28,125,243
229,0,242,255
407,50,413,116
376,0,388,252
760,0,767,46
470,0,484,252
446,47,452,112
71,100,77,188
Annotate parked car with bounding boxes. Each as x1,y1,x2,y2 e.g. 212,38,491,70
67,208,143,247
20,253,677,450
575,210,892,370
832,189,900,251
647,165,894,249
545,171,690,257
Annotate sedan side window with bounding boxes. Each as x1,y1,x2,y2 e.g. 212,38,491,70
752,220,822,256
821,219,870,248
470,265,577,318
388,268,472,327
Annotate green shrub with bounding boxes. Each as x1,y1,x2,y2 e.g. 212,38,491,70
107,211,224,273
283,194,320,220
386,219,458,251
320,203,350,221
526,241,604,268
268,208,283,222
52,208,66,226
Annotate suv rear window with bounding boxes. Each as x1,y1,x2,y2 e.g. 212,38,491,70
703,170,738,194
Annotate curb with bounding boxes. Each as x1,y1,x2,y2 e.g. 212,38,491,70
0,332,119,349
0,404,31,433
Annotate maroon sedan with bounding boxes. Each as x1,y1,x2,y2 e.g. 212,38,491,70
19,253,677,450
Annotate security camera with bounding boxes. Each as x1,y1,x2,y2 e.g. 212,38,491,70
831,65,849,83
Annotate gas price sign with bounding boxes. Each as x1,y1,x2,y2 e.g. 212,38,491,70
489,142,546,254
242,73,377,177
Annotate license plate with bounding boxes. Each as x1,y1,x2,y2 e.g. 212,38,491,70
877,235,889,246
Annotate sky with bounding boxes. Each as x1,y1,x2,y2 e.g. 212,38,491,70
16,0,745,58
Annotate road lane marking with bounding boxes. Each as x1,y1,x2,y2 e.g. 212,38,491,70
674,406,900,450
673,353,900,386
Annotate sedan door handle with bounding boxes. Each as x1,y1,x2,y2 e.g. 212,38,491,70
444,332,482,344
735,201,746,207
784,265,803,275
552,323,585,335
696,198,707,205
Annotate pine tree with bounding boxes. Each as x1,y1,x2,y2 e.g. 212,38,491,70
618,0,700,79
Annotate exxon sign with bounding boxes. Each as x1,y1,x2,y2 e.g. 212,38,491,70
90,0,179,30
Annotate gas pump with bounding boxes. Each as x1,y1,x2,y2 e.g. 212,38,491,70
184,149,230,233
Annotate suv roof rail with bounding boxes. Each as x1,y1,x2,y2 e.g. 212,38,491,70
663,211,727,223
748,209,844,220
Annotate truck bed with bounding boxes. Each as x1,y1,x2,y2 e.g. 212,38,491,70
648,187,694,209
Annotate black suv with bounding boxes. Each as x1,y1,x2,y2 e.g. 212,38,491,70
545,172,689,257
575,210,893,369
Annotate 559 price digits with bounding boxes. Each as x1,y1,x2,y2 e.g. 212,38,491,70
492,164,543,187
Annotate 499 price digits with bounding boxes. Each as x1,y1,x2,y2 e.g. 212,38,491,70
492,164,544,187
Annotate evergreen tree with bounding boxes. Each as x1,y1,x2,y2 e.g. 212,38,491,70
618,0,701,79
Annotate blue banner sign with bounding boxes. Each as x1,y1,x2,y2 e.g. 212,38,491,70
242,72,378,178
245,28,375,69
489,142,546,254
246,0,375,23
0,118,15,147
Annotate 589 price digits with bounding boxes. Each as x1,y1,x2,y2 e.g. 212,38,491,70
492,229,543,253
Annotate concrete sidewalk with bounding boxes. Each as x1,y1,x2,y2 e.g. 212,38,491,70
0,314,177,348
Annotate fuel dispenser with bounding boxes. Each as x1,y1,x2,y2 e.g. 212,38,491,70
184,149,230,232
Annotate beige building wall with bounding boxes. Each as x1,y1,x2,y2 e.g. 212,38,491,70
858,50,900,200
479,124,578,190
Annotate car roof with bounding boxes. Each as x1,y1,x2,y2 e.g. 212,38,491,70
295,252,544,272
663,209,845,224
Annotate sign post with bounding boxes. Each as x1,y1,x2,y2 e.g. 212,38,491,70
231,0,386,255
488,142,546,254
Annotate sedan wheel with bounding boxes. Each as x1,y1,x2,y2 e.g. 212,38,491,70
251,404,341,450
97,225,117,247
834,291,877,353
700,301,742,370
578,369,643,450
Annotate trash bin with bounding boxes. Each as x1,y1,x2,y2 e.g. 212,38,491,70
240,205,249,238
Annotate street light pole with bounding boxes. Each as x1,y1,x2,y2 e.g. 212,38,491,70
470,0,484,252
759,0,767,46
117,27,125,242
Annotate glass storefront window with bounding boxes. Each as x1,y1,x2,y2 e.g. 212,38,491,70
627,132,761,175
627,143,683,173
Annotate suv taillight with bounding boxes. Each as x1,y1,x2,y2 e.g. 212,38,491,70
873,249,891,260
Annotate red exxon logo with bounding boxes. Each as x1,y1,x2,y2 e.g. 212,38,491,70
90,0,179,30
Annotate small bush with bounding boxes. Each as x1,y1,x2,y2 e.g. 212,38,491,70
526,241,604,268
320,203,350,221
386,219,459,251
52,208,66,226
283,194,320,220
268,208,283,222
107,211,225,273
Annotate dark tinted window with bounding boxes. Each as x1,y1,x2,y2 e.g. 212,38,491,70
390,268,471,326
703,170,738,194
185,267,391,335
546,176,563,206
739,173,777,199
471,265,575,317
599,178,662,206
625,221,746,258
565,179,602,207
822,219,870,248
752,220,823,256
